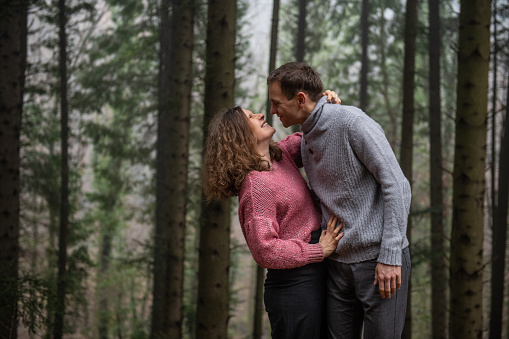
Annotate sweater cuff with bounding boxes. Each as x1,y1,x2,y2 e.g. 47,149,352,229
307,243,325,263
377,247,402,266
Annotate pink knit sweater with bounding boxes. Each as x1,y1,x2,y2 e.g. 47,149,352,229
238,133,324,269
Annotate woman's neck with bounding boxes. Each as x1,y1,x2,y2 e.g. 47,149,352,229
257,143,272,169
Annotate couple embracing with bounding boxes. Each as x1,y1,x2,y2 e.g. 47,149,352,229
203,62,411,339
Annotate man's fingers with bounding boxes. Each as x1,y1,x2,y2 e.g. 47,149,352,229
376,270,393,298
375,264,402,299
379,278,386,298
391,276,397,295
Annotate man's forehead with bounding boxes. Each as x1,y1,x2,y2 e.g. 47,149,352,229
269,82,283,97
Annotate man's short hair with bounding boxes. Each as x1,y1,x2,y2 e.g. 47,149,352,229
267,62,323,102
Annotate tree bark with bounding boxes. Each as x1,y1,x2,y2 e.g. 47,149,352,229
196,0,236,338
428,0,447,337
292,0,306,134
296,0,306,62
151,0,171,333
359,0,369,111
449,0,491,337
489,70,509,339
95,156,122,339
265,0,279,126
490,0,497,228
400,0,417,338
97,230,112,339
151,0,194,337
253,264,265,339
0,1,28,337
488,2,500,337
53,0,70,337
256,1,281,336
377,2,399,147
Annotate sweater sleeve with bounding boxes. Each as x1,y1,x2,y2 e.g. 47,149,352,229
238,176,324,269
349,116,412,266
279,132,303,168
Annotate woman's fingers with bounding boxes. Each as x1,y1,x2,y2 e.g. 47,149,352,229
322,90,341,104
321,216,345,258
327,215,338,230
336,231,344,241
333,220,344,240
334,221,343,234
326,216,345,241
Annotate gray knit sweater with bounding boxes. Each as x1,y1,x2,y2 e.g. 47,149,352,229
301,97,411,266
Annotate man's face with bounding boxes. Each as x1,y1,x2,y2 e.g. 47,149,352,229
269,82,302,127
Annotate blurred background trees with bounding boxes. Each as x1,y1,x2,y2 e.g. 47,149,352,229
1,0,508,338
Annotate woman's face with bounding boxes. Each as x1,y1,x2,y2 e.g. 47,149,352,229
242,109,275,144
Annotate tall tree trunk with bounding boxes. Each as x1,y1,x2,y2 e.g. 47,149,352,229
489,71,509,339
95,155,121,339
253,264,265,339
490,0,497,228
359,0,369,111
196,0,236,338
97,229,113,339
256,2,280,337
488,2,499,335
45,145,58,336
449,0,491,337
265,0,280,126
400,0,417,338
151,0,171,333
54,0,70,337
151,0,194,337
292,0,306,134
296,0,306,62
377,2,399,146
428,0,447,337
0,1,27,337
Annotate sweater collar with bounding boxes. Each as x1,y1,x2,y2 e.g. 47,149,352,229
301,96,327,133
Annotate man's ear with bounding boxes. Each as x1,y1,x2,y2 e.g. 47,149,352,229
297,92,307,109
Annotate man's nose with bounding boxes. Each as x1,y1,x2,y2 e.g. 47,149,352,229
270,105,277,115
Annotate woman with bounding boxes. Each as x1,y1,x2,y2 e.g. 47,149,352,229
202,93,343,338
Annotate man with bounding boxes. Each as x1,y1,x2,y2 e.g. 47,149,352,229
268,62,411,339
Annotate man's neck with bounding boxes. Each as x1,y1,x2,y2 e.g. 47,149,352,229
300,100,317,122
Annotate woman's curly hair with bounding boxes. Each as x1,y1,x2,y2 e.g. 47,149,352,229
202,106,282,201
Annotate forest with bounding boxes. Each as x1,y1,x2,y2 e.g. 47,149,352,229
0,0,508,338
